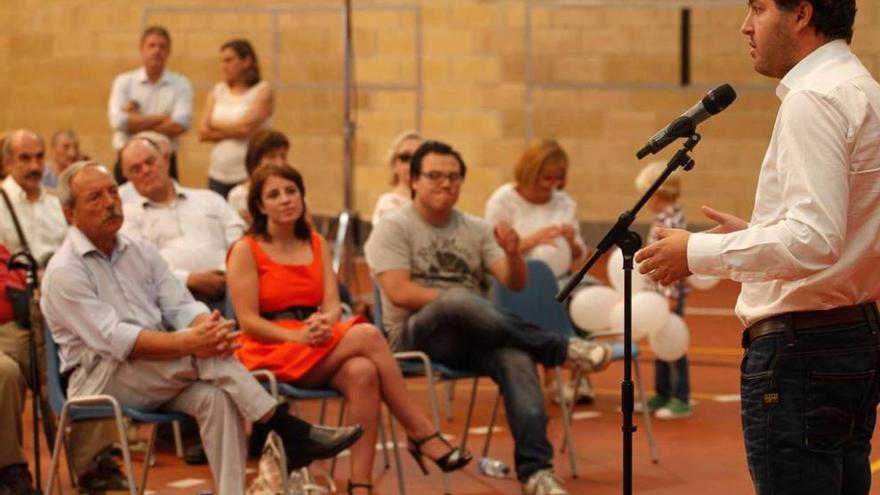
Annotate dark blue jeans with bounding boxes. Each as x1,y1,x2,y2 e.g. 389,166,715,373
403,288,569,480
740,318,880,495
655,301,690,402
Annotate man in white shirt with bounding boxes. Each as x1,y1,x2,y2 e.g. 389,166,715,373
636,1,880,493
108,25,193,181
119,137,244,310
0,130,127,492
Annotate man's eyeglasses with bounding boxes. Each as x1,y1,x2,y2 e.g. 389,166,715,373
418,170,464,184
396,153,413,163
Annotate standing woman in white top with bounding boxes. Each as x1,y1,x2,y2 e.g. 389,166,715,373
199,39,273,198
484,139,588,277
370,130,422,225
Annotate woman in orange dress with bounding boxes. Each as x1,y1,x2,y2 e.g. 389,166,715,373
227,164,471,494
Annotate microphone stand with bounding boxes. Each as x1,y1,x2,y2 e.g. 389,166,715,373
557,133,701,495
8,252,42,493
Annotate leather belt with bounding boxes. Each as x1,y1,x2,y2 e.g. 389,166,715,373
743,302,879,347
261,305,318,321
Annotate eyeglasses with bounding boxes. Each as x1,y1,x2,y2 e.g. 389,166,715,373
418,170,464,184
396,153,413,163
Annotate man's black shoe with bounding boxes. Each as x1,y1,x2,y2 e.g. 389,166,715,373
77,447,129,494
0,464,37,495
184,443,208,465
284,424,364,469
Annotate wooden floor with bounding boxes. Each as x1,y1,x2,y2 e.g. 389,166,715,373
19,263,880,495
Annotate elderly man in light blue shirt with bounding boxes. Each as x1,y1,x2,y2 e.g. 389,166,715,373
41,161,363,495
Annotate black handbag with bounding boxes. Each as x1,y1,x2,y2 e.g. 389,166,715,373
1,188,34,329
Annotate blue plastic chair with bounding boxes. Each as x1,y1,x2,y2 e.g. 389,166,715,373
492,260,658,464
44,323,189,495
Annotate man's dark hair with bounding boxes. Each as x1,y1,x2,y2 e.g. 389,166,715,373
140,25,171,46
409,140,467,197
775,0,856,43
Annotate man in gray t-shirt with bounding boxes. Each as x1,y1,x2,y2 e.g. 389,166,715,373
365,140,611,495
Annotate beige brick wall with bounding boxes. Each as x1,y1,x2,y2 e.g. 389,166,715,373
1,0,878,228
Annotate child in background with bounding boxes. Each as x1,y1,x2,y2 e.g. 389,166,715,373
635,161,692,419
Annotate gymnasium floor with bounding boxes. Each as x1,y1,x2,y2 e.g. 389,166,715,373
20,258,880,495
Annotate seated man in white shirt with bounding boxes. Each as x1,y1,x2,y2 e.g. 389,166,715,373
41,161,362,495
0,129,129,492
119,135,244,311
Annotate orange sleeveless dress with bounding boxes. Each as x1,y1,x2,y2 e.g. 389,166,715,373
234,232,364,381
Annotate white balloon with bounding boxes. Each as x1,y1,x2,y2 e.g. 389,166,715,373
649,312,690,362
607,247,647,294
688,273,720,290
530,238,572,277
606,292,670,341
569,285,621,331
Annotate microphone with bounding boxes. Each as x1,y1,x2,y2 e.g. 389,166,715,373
636,84,737,159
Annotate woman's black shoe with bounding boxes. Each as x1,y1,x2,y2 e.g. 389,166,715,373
406,431,472,475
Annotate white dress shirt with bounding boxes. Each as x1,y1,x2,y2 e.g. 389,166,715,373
120,182,245,285
41,227,208,372
0,177,67,265
688,40,880,326
108,67,193,151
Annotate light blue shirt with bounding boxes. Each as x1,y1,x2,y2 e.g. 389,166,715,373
41,226,208,372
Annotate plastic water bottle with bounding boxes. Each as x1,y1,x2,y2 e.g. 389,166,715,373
479,456,511,478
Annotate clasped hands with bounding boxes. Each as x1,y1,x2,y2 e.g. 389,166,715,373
187,309,240,358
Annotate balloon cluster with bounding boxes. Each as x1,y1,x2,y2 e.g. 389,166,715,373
567,248,720,362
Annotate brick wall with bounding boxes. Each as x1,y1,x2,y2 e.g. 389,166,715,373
1,0,877,228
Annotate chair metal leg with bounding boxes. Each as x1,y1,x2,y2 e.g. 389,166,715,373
633,360,659,462
444,381,455,421
386,411,407,495
60,432,77,488
553,367,579,478
377,409,390,469
139,424,159,493
480,392,501,459
329,398,346,477
459,378,480,450
46,405,70,495
171,420,184,458
418,354,449,495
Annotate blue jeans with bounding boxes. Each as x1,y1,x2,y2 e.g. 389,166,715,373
740,317,880,495
403,288,569,480
655,301,689,402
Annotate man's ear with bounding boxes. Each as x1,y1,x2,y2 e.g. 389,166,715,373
792,0,814,34
62,206,75,225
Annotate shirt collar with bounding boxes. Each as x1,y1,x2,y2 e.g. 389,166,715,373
2,175,45,202
68,226,130,259
136,66,171,86
776,39,849,101
135,180,187,208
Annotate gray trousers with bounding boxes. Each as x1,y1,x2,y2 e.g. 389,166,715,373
0,321,114,475
68,350,278,495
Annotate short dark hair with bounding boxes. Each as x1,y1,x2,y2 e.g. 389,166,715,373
247,164,310,242
409,140,467,197
141,25,171,46
775,0,856,43
245,129,290,176
221,39,261,87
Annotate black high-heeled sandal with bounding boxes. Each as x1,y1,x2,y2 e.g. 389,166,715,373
406,431,473,475
347,480,372,494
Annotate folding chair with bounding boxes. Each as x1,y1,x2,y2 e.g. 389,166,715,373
372,285,499,494
493,260,658,464
44,324,189,495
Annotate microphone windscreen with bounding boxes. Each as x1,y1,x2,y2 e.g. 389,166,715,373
703,84,737,114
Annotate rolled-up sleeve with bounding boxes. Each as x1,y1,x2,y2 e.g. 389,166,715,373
41,264,143,362
170,77,193,129
108,74,130,132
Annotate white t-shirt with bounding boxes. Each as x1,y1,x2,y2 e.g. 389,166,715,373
484,183,586,259
371,191,411,226
207,80,270,184
227,182,248,216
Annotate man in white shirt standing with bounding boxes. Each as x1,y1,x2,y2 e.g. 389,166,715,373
108,25,193,181
0,130,127,492
636,1,880,494
119,136,243,312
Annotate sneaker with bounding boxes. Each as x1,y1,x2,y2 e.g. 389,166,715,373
654,398,692,420
78,446,130,493
0,464,37,495
566,338,613,373
522,469,569,495
550,376,594,406
633,395,669,413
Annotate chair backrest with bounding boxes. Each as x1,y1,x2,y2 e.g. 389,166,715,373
42,321,67,416
491,259,575,339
